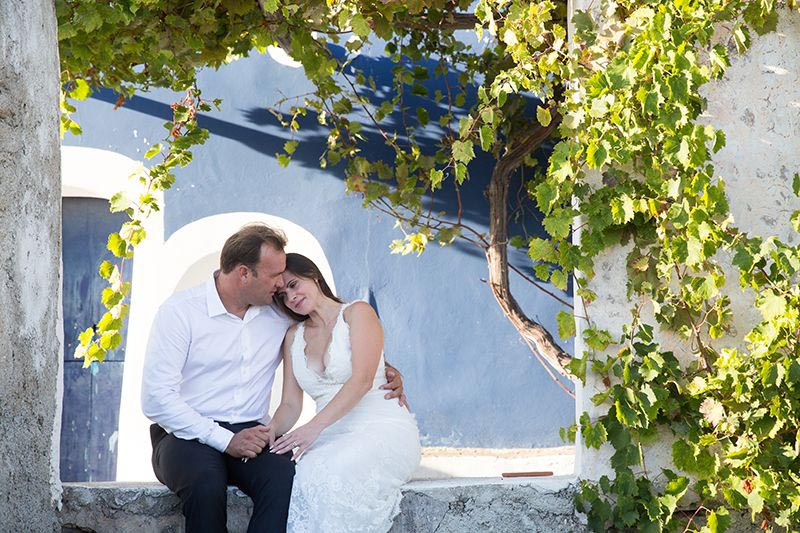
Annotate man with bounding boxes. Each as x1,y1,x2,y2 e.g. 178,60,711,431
142,223,405,532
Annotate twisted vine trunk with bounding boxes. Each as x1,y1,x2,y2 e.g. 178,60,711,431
258,0,575,378
485,119,574,378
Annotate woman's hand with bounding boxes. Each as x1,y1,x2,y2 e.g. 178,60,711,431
270,422,324,461
262,422,278,450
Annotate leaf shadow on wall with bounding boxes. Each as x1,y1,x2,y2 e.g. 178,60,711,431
90,47,563,292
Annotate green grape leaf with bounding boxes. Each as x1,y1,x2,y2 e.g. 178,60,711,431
452,140,475,164
556,310,575,339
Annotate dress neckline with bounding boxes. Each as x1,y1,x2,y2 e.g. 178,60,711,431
299,303,347,378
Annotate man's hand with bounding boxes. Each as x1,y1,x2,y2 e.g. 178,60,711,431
224,425,271,459
380,364,408,408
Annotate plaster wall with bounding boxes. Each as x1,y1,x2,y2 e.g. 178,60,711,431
573,8,800,480
0,0,62,529
63,41,576,454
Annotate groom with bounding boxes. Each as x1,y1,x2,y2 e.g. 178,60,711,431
141,223,405,532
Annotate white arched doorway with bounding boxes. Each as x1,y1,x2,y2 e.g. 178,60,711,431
116,212,328,481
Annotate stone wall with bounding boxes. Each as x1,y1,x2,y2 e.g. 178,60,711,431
59,478,585,533
0,0,63,530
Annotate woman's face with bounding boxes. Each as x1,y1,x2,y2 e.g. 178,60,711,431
279,271,319,315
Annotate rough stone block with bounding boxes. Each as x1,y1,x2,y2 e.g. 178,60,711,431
59,477,586,532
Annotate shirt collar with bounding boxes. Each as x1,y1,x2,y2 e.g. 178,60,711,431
205,273,228,318
205,272,265,321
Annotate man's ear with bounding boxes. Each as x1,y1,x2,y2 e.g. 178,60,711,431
237,264,251,280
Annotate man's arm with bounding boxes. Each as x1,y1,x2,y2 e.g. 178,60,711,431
140,304,234,453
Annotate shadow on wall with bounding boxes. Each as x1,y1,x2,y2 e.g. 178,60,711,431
90,45,557,281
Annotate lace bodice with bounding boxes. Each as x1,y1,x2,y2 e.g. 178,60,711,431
289,301,385,410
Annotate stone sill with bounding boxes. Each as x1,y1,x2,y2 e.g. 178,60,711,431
60,476,586,532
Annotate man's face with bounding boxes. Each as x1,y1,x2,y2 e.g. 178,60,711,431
243,244,286,306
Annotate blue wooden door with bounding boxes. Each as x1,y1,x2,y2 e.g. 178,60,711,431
61,197,132,481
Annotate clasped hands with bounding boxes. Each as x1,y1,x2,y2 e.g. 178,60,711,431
269,421,323,461
225,425,273,460
224,422,322,462
226,365,406,461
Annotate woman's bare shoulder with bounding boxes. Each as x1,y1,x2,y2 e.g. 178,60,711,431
343,301,380,330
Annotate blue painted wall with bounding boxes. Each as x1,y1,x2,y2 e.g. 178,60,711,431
64,48,574,449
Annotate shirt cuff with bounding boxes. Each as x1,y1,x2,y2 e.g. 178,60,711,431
204,425,235,453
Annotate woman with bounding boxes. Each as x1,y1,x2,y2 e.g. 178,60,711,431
265,253,421,532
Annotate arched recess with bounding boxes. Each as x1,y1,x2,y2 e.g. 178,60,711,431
115,211,328,481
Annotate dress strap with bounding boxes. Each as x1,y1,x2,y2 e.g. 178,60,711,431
291,321,306,354
339,300,370,321
333,302,350,332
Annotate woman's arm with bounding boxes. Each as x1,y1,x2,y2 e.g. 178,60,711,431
271,302,383,459
264,326,304,445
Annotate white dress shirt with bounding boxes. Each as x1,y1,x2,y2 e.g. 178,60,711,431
141,274,294,452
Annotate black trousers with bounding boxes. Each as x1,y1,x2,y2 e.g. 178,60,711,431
150,422,295,533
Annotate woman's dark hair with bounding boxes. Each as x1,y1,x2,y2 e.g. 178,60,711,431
274,253,343,321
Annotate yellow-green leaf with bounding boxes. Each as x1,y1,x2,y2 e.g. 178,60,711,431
536,106,552,127
78,327,94,347
144,143,163,160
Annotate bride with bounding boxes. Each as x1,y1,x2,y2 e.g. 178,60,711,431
266,253,421,532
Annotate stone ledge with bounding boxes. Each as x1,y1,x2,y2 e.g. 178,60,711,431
59,477,586,532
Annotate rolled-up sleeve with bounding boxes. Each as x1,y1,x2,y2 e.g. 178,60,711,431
141,304,234,453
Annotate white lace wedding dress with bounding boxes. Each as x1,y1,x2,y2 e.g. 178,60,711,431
286,301,421,533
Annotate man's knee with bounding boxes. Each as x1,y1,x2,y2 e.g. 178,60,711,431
243,454,295,500
179,472,228,506
276,455,296,480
